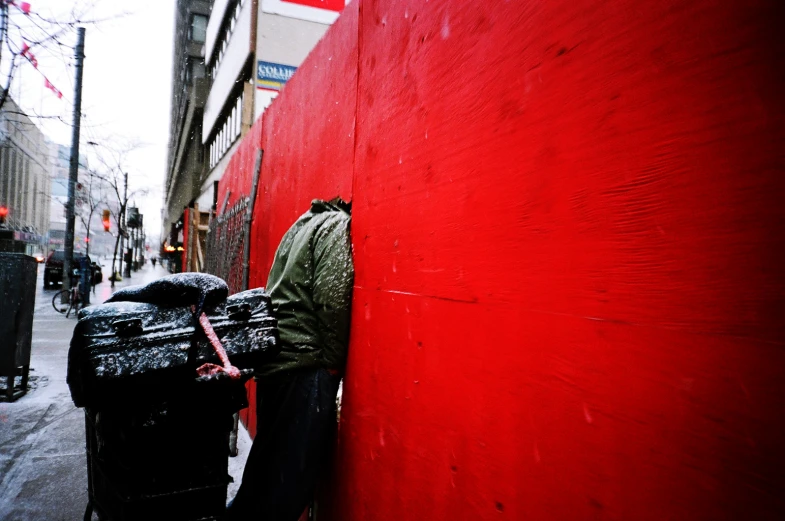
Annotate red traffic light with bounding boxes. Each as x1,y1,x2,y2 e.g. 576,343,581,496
0,205,7,224
102,209,111,232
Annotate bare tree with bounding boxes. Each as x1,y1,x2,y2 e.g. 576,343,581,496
0,1,131,113
88,139,147,282
76,167,109,256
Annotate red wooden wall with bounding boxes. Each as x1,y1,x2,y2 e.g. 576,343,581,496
181,208,189,270
216,0,785,518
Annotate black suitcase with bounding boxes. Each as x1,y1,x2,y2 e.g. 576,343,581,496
68,286,280,409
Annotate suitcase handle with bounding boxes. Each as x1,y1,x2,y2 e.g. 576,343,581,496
227,303,252,321
111,318,143,336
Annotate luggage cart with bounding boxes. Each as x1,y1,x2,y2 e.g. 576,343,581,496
68,275,280,521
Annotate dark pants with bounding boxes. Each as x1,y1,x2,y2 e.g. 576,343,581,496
226,368,341,521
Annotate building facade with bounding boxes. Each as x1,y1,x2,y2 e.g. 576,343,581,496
252,0,344,121
48,143,97,254
163,0,348,257
0,97,51,253
198,0,345,212
163,0,211,240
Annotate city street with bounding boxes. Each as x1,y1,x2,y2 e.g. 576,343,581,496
0,0,781,519
0,260,251,521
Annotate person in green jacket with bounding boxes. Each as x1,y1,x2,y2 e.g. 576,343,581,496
227,198,354,521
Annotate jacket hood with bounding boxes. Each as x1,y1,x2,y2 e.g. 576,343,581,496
311,198,351,215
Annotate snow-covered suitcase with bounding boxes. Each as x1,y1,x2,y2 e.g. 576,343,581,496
67,275,280,409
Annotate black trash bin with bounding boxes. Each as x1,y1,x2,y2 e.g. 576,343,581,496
0,253,37,401
82,383,248,521
67,274,279,521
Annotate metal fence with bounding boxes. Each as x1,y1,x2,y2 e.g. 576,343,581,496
203,197,248,294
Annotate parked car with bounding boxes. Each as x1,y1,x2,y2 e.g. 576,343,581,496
44,250,103,287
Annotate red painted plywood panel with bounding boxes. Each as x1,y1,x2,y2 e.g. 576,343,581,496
353,0,784,341
181,208,189,269
333,289,785,520
332,0,785,519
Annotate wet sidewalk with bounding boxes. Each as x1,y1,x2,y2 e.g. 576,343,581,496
0,263,251,520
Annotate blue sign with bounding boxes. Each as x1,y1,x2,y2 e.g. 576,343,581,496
257,61,297,91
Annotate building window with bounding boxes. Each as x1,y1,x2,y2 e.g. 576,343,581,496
208,0,245,78
191,59,205,80
235,96,242,136
208,92,245,168
190,14,208,43
185,57,204,83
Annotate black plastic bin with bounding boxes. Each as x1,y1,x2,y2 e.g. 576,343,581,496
0,253,37,401
83,383,247,521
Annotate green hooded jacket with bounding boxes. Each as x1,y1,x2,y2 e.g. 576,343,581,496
256,199,354,378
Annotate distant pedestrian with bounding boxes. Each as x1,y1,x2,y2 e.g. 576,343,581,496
226,198,354,521
151,257,157,268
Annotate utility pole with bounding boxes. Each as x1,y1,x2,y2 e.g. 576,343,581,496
0,2,9,112
63,27,86,298
135,214,144,270
0,3,6,68
140,214,144,268
118,171,128,279
123,194,132,279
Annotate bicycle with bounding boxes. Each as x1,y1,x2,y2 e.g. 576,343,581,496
52,269,84,318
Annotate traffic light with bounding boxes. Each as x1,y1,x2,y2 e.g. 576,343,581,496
102,209,111,232
0,205,7,225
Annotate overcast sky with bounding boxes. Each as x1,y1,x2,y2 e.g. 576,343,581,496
12,0,175,242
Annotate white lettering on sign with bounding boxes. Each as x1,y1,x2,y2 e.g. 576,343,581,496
257,61,297,82
256,61,298,91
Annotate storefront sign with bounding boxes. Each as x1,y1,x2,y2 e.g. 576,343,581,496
256,61,297,91
13,231,44,244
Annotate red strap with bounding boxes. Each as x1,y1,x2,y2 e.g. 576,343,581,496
194,309,241,380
